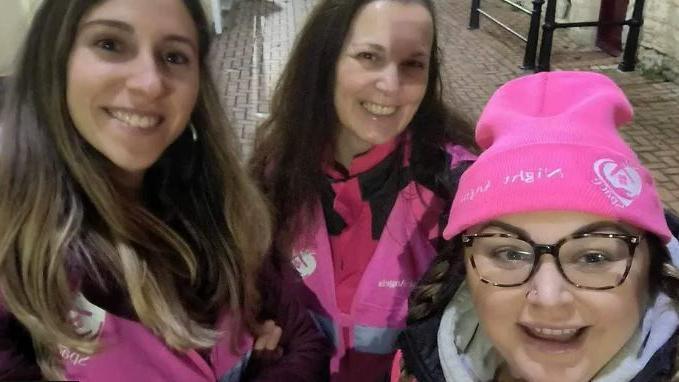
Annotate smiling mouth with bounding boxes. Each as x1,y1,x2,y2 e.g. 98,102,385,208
105,108,162,129
361,101,397,116
522,326,585,342
519,324,590,352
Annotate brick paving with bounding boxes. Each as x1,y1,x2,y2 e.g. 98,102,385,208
208,0,316,157
210,0,679,212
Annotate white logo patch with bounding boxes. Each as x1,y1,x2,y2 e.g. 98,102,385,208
59,294,106,367
593,158,642,208
291,250,317,278
68,293,106,338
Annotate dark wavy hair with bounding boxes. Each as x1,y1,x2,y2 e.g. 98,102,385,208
250,0,476,251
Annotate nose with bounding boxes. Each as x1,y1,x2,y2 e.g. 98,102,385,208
126,53,166,100
525,257,574,308
375,63,399,95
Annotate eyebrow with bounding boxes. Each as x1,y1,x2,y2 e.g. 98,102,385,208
350,42,429,58
80,19,133,33
79,19,198,54
351,42,386,53
572,221,634,235
479,220,634,241
480,221,530,238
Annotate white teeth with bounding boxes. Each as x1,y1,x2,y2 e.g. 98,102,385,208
529,327,579,339
362,102,396,116
109,109,160,129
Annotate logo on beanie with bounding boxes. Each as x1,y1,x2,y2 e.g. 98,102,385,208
593,158,642,208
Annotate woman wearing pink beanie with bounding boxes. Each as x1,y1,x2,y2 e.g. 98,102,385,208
393,71,679,382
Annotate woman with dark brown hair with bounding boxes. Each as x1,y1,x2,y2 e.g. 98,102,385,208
0,0,328,380
250,0,476,380
395,72,679,382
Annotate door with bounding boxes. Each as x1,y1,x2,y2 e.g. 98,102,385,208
596,0,630,56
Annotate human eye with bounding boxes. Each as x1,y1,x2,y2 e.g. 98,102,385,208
402,59,426,70
578,251,608,264
562,235,629,268
95,37,122,53
573,250,625,267
492,247,532,262
164,51,191,65
356,51,377,61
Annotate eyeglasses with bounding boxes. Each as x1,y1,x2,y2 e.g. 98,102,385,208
462,232,641,290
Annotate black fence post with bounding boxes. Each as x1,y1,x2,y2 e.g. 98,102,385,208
522,0,545,70
469,0,481,29
537,0,558,72
619,0,646,71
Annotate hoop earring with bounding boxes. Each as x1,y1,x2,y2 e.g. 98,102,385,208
189,122,198,142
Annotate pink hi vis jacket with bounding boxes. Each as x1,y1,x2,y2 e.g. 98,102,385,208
288,144,475,376
1,258,330,381
61,293,251,382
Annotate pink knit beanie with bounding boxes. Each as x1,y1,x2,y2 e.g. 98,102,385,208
443,71,671,243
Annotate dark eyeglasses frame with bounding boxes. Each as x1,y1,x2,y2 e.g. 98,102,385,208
461,232,641,290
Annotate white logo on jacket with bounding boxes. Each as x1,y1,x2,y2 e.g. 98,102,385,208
59,294,106,367
378,279,416,289
593,158,642,208
291,249,317,278
58,345,91,366
68,293,106,338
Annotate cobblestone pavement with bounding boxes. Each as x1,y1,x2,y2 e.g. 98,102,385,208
210,0,679,212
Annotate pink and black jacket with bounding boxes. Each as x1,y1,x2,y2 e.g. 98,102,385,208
0,258,330,381
285,137,475,381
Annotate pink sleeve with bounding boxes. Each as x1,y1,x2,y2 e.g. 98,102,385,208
390,350,417,382
390,350,402,382
448,144,477,168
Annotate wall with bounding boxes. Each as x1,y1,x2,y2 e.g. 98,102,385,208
638,0,679,80
557,0,600,47
0,0,216,76
0,0,36,76
514,0,679,81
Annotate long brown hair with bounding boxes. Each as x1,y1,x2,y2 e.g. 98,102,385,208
0,0,271,378
249,0,475,253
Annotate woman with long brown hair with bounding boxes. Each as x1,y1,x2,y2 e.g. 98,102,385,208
0,0,327,380
250,0,476,379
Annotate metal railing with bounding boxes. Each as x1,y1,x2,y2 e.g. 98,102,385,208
469,0,545,70
469,0,646,73
537,0,646,72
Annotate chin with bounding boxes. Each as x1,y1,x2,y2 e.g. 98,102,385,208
511,364,592,382
363,129,402,145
